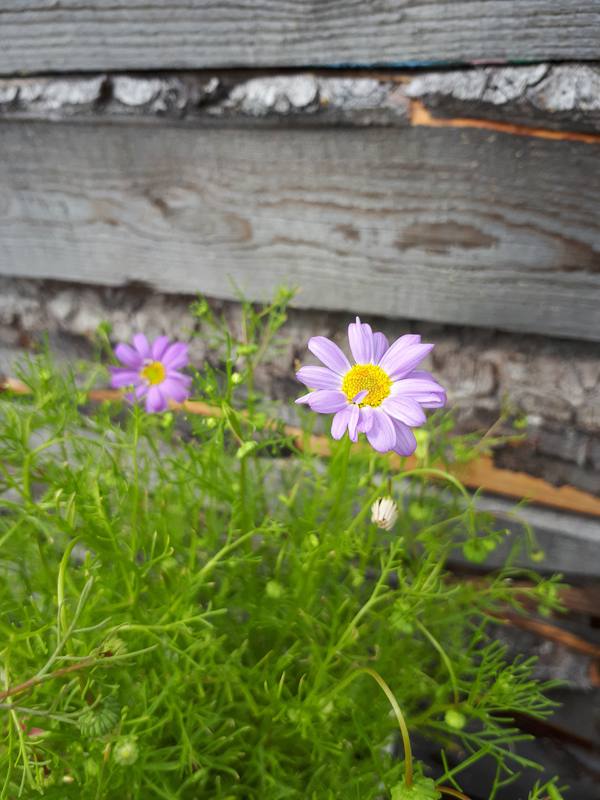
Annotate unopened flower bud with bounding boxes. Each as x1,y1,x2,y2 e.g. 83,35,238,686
371,497,398,531
113,736,139,766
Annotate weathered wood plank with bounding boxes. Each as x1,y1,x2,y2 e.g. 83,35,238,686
407,64,600,135
472,496,600,578
0,118,598,340
2,67,600,135
1,1,600,74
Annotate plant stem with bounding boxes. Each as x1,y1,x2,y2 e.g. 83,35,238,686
415,620,459,706
437,787,472,800
350,668,413,789
326,437,352,526
0,657,96,702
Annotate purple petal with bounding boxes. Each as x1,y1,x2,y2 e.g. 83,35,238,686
366,409,397,453
381,396,426,427
296,366,342,390
357,405,375,434
391,377,445,395
162,342,189,370
406,370,435,381
307,390,349,414
145,386,167,413
378,334,421,374
165,369,192,387
347,403,360,442
331,406,353,440
392,419,418,456
391,376,446,405
152,335,170,360
379,342,434,381
110,367,142,389
161,377,190,403
372,332,389,363
126,383,149,404
114,343,143,369
308,336,351,375
295,392,313,405
352,389,369,404
348,316,373,363
420,393,446,409
133,333,151,360
400,370,446,408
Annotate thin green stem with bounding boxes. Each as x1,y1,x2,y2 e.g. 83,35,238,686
394,467,471,505
130,409,141,564
326,437,352,526
311,537,402,693
347,668,413,789
194,528,258,585
415,620,459,705
437,787,472,800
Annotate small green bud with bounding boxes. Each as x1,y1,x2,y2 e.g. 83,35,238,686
79,695,120,738
462,539,489,564
84,757,100,778
98,636,127,658
160,411,174,429
531,549,545,563
113,736,139,766
205,416,218,429
444,709,467,730
308,534,319,549
266,580,284,599
236,440,258,460
231,372,243,385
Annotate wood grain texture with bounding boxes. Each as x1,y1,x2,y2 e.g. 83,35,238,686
0,119,599,340
1,1,600,74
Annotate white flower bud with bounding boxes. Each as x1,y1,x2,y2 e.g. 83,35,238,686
371,497,398,530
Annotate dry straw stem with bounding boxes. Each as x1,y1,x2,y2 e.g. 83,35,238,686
4,377,599,518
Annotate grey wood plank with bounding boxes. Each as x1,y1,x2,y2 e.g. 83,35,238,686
407,64,600,135
2,67,600,134
0,119,599,340
472,496,600,578
1,1,600,74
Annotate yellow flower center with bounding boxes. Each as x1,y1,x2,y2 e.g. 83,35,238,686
341,364,391,407
140,360,166,386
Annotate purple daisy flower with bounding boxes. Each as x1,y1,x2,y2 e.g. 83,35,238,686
110,333,192,413
295,318,446,456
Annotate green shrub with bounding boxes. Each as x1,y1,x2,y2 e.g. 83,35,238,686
0,294,565,799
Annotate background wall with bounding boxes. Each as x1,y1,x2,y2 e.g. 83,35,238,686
0,1,599,509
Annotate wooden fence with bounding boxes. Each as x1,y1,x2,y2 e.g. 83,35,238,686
0,3,599,491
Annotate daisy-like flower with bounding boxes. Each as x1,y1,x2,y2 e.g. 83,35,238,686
371,496,399,531
110,333,192,413
295,318,445,455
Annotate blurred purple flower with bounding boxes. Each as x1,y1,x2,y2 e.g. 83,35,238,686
295,318,446,456
110,334,192,413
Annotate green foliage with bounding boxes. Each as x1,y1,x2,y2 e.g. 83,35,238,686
391,776,440,799
0,294,565,798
